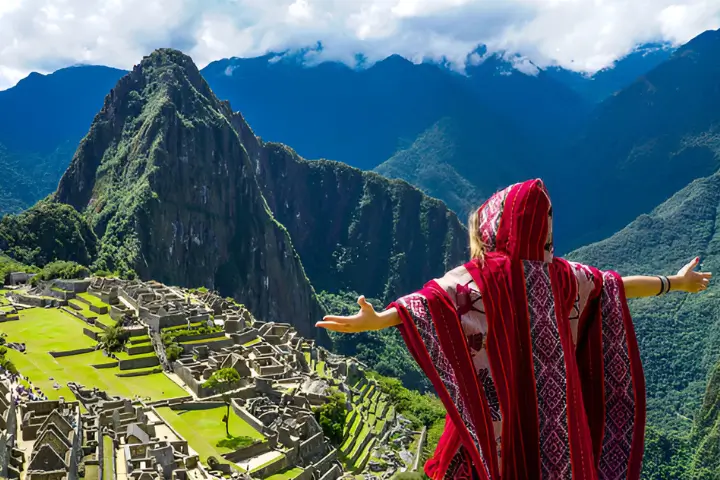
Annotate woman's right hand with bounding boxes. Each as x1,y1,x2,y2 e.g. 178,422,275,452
316,296,400,333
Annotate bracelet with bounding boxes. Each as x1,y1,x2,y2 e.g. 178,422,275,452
656,276,669,296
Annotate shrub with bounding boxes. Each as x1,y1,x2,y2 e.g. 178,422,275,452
216,435,256,450
31,260,89,285
100,323,130,353
203,368,241,390
166,344,183,362
313,390,346,445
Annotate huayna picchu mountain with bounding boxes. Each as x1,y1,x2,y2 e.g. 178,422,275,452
41,48,467,340
53,49,327,340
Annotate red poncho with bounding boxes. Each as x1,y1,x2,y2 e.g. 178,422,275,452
391,179,645,480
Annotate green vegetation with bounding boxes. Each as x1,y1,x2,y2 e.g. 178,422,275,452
31,260,89,284
314,390,346,445
203,367,241,390
0,202,97,267
0,307,185,401
166,344,183,362
0,343,17,375
161,324,223,345
0,254,37,284
265,467,304,480
98,323,129,353
156,405,265,470
264,144,467,308
216,435,257,450
368,372,445,453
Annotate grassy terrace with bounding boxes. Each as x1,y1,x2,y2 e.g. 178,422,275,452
77,292,108,309
0,307,186,401
156,406,266,470
340,380,394,472
67,299,114,329
129,335,151,345
265,467,304,480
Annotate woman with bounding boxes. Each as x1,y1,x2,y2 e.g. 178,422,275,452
316,179,711,480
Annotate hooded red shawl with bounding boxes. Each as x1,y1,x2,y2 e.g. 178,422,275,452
391,179,645,480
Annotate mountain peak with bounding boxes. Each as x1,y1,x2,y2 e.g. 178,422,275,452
53,51,330,340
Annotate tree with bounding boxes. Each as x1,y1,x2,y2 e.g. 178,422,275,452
202,369,240,435
99,323,129,353
221,393,231,437
203,368,241,388
313,390,347,445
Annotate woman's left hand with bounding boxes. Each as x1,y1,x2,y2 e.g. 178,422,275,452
675,257,712,293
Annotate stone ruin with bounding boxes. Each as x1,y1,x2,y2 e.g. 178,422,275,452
0,276,423,479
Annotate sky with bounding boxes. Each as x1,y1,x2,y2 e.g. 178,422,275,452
1,0,719,90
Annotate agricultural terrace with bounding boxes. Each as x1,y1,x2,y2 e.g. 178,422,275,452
0,306,186,401
339,379,396,472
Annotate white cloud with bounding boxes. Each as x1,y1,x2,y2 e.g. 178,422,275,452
0,0,719,90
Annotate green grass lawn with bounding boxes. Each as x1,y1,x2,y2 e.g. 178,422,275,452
156,406,265,467
129,335,151,345
78,292,108,309
265,467,304,480
68,300,114,328
0,307,186,401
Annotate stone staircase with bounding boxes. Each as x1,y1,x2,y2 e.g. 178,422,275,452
149,328,171,372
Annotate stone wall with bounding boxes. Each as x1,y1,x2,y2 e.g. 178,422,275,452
299,432,325,462
231,329,260,345
118,356,159,370
318,464,342,480
48,347,96,358
249,453,289,479
83,328,100,341
174,332,225,343
125,344,155,356
312,450,338,477
179,338,234,354
26,471,66,480
53,279,91,293
230,401,265,434
221,440,271,463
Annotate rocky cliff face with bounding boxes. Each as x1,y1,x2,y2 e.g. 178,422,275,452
251,142,468,302
54,49,326,341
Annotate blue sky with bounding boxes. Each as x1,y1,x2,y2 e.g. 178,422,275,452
1,0,719,90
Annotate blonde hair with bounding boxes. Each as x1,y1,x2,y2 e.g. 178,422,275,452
468,209,485,260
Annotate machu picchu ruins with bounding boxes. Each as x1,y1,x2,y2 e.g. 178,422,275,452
0,274,426,479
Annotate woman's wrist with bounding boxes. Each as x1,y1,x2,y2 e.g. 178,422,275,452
668,275,684,292
378,307,401,328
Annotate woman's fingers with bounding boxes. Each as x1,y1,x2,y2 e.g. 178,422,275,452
315,321,352,332
320,314,355,324
358,295,373,311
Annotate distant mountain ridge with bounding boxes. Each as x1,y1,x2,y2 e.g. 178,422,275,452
0,41,669,217
553,29,720,253
0,49,467,344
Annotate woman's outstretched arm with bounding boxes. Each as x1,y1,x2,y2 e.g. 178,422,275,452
316,296,400,333
623,257,712,299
